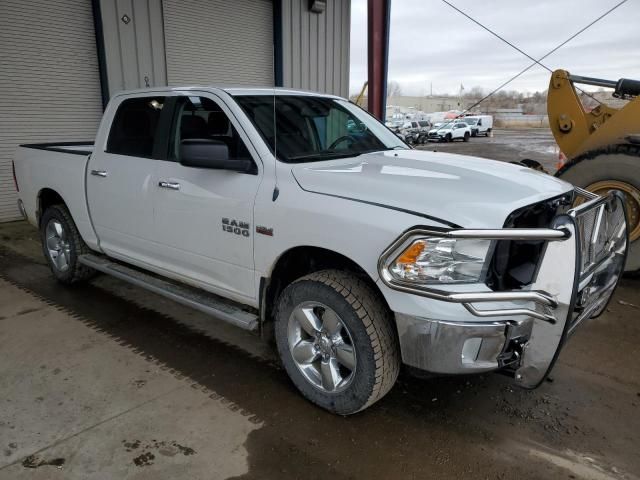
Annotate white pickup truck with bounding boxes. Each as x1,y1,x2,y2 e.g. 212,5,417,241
13,87,628,415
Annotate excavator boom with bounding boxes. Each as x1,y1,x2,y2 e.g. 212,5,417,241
548,69,640,159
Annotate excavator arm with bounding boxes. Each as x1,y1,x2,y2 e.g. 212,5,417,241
548,69,640,158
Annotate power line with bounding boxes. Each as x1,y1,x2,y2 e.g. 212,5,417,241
441,0,628,112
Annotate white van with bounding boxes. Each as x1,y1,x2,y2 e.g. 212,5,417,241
463,115,493,136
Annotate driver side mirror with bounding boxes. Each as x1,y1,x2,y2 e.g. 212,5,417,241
179,139,253,173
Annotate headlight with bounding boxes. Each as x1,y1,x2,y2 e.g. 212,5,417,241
387,237,491,284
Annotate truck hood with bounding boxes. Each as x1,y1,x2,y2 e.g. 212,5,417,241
291,149,573,228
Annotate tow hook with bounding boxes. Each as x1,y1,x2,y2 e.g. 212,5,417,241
497,336,528,371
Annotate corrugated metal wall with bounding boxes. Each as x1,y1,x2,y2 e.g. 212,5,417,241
163,0,274,86
281,0,350,98
99,0,168,97
0,0,104,222
0,0,351,222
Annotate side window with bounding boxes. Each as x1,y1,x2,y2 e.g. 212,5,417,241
106,97,165,158
169,96,252,163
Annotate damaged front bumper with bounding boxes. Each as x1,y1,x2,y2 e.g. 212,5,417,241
380,189,628,388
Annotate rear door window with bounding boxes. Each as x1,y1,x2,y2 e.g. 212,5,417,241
107,97,166,158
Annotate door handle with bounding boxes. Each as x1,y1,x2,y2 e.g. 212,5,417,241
158,181,180,190
90,169,108,177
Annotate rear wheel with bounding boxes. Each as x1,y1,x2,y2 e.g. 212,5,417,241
557,145,640,273
463,132,470,142
40,205,95,284
275,270,400,414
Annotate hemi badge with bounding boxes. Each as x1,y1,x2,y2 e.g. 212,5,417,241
256,226,273,236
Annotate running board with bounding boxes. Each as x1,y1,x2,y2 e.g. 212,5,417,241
78,254,259,331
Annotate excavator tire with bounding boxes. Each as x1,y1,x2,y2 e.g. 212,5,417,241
556,144,640,274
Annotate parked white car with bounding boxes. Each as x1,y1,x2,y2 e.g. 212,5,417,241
427,120,472,142
12,86,628,414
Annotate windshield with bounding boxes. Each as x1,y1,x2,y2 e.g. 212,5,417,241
463,118,477,125
234,95,407,163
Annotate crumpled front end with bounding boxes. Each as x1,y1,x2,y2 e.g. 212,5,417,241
382,189,628,387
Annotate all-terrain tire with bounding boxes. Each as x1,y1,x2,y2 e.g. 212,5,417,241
274,270,400,415
40,205,95,284
556,144,640,273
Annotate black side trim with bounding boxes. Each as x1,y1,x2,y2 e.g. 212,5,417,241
293,179,459,228
91,0,110,108
20,142,94,156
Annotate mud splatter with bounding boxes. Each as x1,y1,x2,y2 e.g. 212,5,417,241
123,439,141,451
133,452,155,467
125,439,196,466
22,455,65,469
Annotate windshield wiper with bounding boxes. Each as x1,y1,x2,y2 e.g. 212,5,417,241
286,146,406,163
285,151,363,163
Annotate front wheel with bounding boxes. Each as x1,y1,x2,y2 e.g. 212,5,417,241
445,133,452,143
275,270,400,414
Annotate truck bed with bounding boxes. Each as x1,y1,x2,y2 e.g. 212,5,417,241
13,141,98,249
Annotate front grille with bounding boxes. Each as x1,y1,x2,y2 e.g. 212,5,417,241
569,194,627,331
574,199,625,277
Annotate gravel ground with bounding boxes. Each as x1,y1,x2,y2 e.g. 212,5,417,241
415,128,561,173
0,131,639,479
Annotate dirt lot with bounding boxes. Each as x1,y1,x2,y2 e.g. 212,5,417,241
416,128,561,173
1,130,639,479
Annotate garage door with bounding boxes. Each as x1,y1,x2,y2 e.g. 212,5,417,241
0,0,104,222
163,0,274,86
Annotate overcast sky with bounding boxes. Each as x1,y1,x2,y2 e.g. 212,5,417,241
349,0,640,96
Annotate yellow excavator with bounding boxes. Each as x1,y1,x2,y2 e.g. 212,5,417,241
355,81,369,108
547,69,640,273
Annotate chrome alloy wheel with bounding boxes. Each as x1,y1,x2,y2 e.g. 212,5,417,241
45,219,71,272
287,301,357,393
